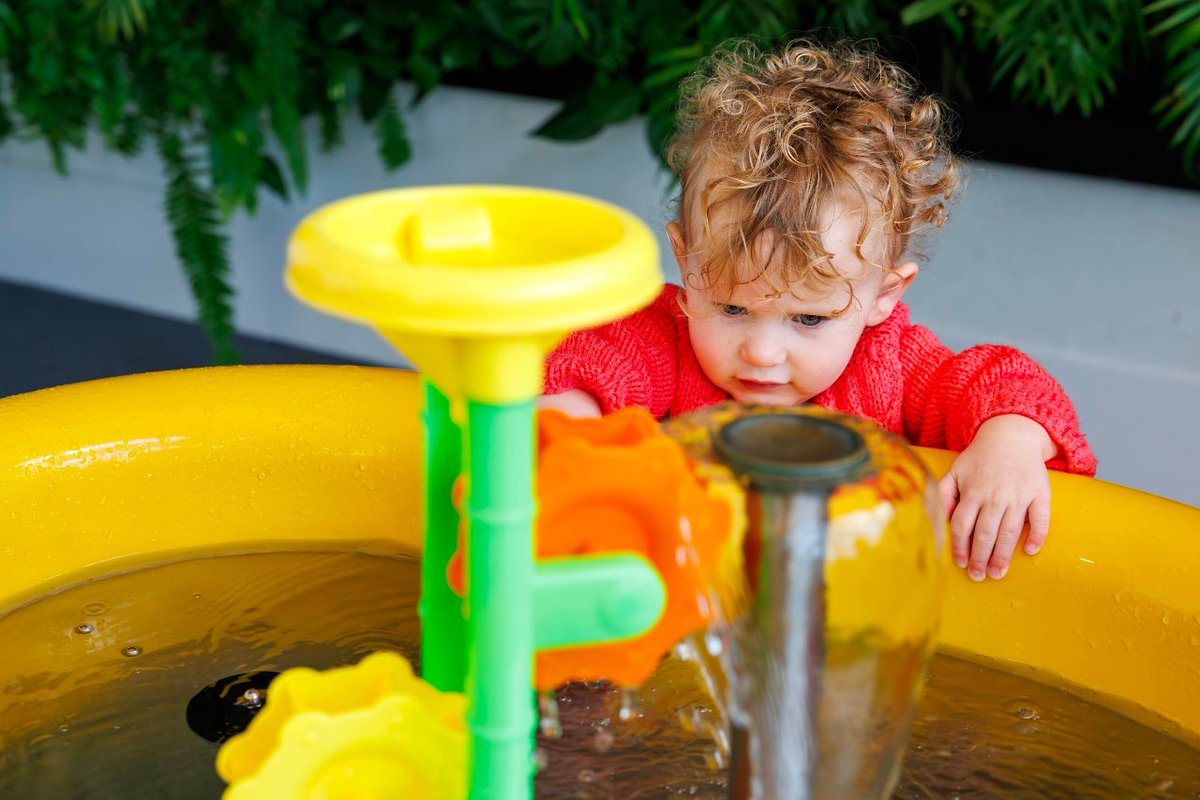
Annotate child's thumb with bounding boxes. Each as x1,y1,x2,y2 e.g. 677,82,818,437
937,470,958,518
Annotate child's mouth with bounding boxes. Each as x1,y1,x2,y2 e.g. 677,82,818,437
737,379,785,393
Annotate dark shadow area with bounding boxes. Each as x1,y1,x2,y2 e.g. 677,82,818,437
0,279,373,398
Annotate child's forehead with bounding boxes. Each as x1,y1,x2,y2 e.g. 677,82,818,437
684,196,890,269
691,263,878,311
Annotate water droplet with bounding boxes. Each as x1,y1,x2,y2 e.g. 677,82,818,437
593,729,614,753
538,691,562,740
704,629,724,656
58,724,69,734
1161,612,1171,625
193,593,202,600
577,769,597,783
617,687,641,722
237,688,265,709
74,623,94,635
1013,706,1040,720
121,645,142,658
673,639,698,661
82,602,107,616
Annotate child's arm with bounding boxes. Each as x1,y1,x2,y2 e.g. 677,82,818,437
899,326,1097,580
540,287,682,418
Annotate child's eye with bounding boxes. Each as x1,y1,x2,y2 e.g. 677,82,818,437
792,314,826,327
719,304,748,317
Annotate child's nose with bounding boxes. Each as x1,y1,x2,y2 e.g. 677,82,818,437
739,328,787,367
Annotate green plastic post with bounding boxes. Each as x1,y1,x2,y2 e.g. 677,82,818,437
465,398,537,800
420,379,467,692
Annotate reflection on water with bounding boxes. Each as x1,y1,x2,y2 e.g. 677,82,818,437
0,550,422,799
2,551,1199,799
896,655,1200,799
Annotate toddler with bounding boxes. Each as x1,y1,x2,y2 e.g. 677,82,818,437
541,39,1097,580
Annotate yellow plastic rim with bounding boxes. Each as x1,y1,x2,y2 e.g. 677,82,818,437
286,185,663,337
1,366,1198,740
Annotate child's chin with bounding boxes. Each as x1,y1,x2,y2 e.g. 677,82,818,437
729,388,799,406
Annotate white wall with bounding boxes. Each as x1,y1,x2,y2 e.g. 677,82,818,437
2,85,1198,506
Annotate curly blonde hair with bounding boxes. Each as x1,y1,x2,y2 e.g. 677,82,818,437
668,38,960,300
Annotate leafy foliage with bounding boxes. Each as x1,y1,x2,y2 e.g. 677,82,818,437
1147,0,1200,171
0,0,1195,358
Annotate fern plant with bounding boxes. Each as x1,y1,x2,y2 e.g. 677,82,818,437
0,0,1195,360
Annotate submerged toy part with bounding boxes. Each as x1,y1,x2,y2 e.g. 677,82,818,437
217,651,466,799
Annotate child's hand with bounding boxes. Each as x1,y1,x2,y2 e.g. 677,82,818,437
539,389,602,418
938,414,1057,581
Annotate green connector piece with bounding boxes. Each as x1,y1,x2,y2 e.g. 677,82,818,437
533,554,666,650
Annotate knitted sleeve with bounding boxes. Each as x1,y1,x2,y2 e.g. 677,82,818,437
542,290,681,418
900,325,1098,475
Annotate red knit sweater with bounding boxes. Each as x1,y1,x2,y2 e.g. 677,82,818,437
544,285,1096,475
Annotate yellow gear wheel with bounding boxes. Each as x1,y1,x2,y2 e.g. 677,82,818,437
217,651,467,800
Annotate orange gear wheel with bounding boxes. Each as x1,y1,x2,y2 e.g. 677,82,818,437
447,407,739,690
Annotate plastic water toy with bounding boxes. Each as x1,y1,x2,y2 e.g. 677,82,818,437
283,185,675,798
662,403,947,797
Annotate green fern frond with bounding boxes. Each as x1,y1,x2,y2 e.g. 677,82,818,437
981,0,1133,116
158,131,239,364
375,93,411,170
88,0,150,42
0,1,17,56
1148,0,1200,175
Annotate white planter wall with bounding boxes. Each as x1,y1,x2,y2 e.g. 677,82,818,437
2,85,1198,506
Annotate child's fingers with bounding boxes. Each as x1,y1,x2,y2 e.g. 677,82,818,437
967,504,1003,582
1023,494,1051,555
964,506,1003,582
948,497,977,570
987,505,1026,580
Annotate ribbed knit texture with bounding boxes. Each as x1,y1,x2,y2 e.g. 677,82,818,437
544,285,1097,475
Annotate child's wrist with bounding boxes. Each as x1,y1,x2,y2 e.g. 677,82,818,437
977,414,1057,461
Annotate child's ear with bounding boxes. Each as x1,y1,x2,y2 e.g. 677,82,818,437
866,260,918,325
666,220,688,273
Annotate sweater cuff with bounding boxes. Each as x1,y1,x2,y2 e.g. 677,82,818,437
543,342,652,416
957,393,1098,476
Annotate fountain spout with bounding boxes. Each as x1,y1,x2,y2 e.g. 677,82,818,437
666,404,948,800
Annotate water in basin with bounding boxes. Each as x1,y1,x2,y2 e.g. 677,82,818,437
1,550,1198,798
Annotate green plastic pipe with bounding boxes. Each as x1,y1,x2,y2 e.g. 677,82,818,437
465,398,537,800
533,554,666,650
419,380,467,692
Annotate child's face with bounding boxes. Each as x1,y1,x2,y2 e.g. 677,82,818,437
668,205,916,406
